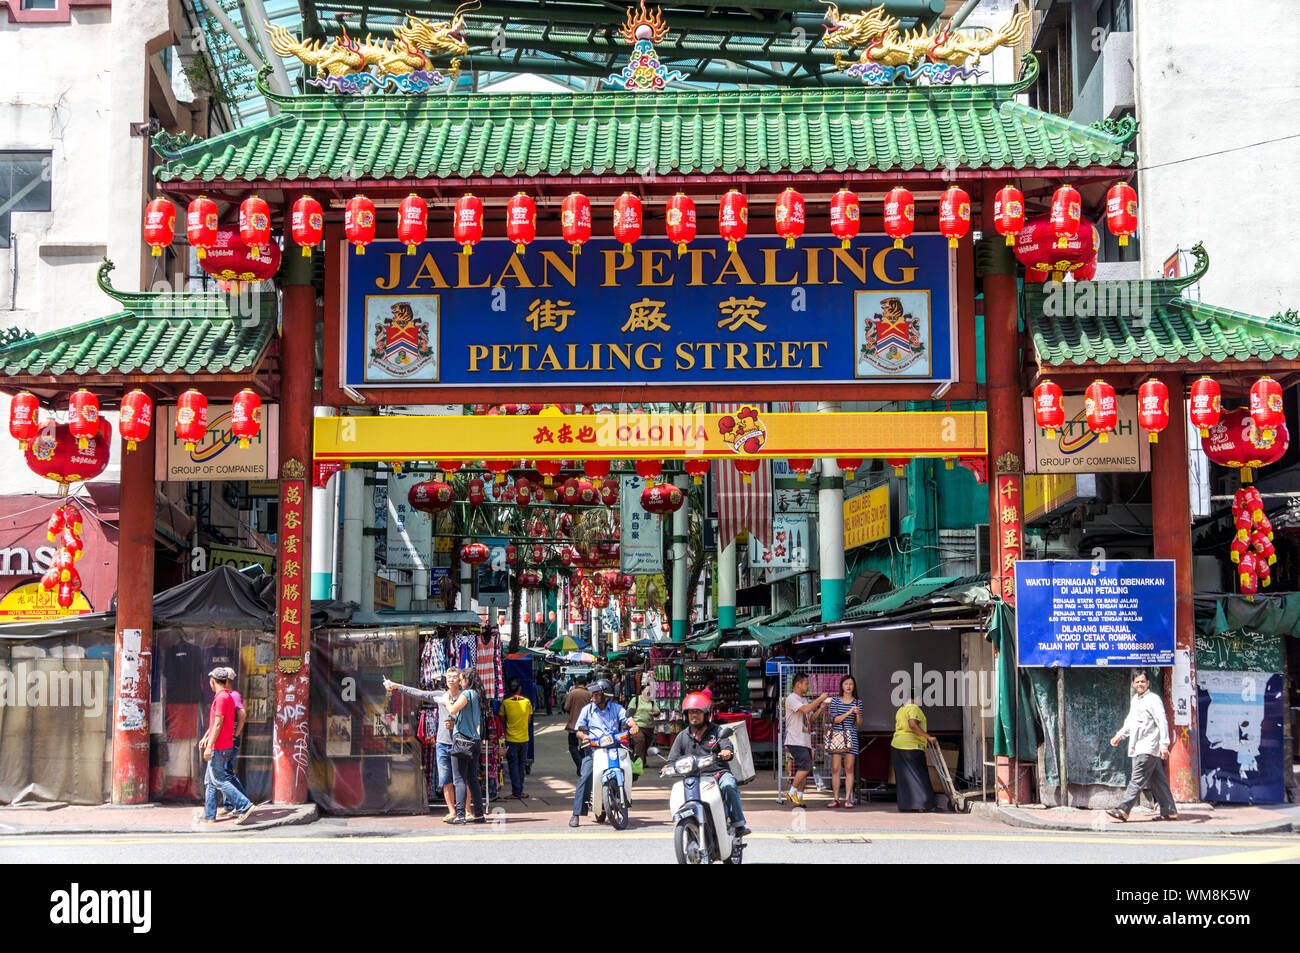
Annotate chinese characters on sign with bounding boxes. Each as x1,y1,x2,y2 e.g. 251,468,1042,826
620,475,663,574
994,475,1023,606
386,472,433,571
277,478,307,673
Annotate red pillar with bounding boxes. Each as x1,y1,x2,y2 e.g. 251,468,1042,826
1151,371,1199,801
112,400,155,803
980,186,1033,802
272,215,315,803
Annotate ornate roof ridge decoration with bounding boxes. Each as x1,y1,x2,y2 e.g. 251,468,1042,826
152,129,207,157
604,1,686,91
263,6,472,95
94,258,234,315
1088,115,1139,146
1168,240,1209,291
821,1,1030,85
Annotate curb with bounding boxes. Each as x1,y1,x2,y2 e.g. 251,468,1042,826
0,803,319,836
971,801,1297,837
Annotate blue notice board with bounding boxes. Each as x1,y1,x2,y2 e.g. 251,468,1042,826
1015,560,1176,667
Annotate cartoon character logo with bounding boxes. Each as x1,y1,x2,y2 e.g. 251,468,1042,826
718,405,767,454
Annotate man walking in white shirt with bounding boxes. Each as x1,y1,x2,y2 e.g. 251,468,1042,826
1107,671,1179,821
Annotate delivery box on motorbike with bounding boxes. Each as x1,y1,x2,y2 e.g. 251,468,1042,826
721,721,756,785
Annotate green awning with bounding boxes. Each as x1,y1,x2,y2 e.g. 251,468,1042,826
842,577,958,619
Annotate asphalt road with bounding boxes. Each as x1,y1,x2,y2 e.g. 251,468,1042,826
4,828,1298,865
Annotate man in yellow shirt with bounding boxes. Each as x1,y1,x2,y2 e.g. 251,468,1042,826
498,678,535,799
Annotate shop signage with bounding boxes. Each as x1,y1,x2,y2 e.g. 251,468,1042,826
277,471,307,673
374,575,396,610
157,403,279,482
0,581,91,621
1024,473,1079,522
385,472,432,571
620,474,663,573
1015,559,1176,667
635,573,666,609
994,475,1024,604
314,409,987,462
208,543,274,573
751,512,812,570
843,484,890,550
341,235,957,390
476,537,509,608
1022,396,1150,474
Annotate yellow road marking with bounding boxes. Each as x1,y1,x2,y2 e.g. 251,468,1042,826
1167,844,1300,865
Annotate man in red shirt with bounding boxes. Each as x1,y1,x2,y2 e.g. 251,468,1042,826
199,668,255,825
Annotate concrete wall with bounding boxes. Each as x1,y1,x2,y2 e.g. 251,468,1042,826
1134,0,1300,315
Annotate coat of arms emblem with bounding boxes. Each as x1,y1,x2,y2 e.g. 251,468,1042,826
858,295,925,373
369,301,435,377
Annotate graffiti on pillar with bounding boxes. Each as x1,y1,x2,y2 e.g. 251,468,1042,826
278,471,307,674
995,475,1023,606
273,669,312,798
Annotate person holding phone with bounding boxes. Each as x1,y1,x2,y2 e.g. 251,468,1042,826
827,675,863,808
385,669,462,822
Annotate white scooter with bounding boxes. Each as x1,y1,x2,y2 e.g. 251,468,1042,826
653,725,746,865
584,727,633,830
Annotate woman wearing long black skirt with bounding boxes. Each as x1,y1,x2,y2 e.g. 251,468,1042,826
891,696,937,812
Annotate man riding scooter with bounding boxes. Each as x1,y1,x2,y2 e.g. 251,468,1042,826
667,693,751,837
569,678,639,828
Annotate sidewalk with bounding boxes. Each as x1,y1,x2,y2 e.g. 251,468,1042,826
2,714,1295,837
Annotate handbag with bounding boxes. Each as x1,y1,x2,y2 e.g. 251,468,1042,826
451,691,480,755
825,727,853,753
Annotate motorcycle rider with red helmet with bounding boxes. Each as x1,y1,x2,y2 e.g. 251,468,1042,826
667,692,750,837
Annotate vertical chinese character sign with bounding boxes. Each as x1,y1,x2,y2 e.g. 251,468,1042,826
995,473,1023,606
620,475,663,574
278,459,308,673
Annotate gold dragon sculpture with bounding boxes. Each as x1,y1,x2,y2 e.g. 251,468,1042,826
819,1,1030,69
265,5,473,79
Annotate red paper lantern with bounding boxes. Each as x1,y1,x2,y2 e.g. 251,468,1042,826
883,187,915,249
175,389,208,451
684,458,710,484
41,566,60,591
409,480,454,514
467,477,486,506
1106,182,1138,246
612,192,642,254
829,188,860,250
641,482,684,515
718,190,748,251
486,459,514,483
836,458,863,479
561,192,592,254
535,459,562,485
345,195,376,254
612,573,635,593
1202,407,1289,483
664,193,696,256
1049,185,1081,248
238,195,271,258
290,195,323,257
518,569,542,589
143,198,175,257
560,546,575,567
1239,551,1258,595
1084,380,1118,443
787,458,815,481
938,186,970,248
1249,376,1284,440
46,509,65,542
514,474,533,500
1137,378,1170,443
397,194,428,255
67,389,99,451
549,609,558,622
1033,380,1065,438
505,193,536,255
58,527,83,560
24,420,111,493
437,460,463,477
60,504,81,536
230,388,262,449
199,227,280,285
530,544,547,564
732,458,760,483
599,481,618,507
1189,376,1222,437
583,458,611,487
1014,217,1099,282
453,194,484,256
9,391,40,449
505,544,518,564
887,458,910,476
461,542,490,564
774,188,805,249
635,459,662,486
119,389,152,451
186,196,219,259
993,185,1025,246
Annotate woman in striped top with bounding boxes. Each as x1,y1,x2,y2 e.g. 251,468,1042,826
827,676,863,808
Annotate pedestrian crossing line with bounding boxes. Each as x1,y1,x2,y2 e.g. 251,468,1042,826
1166,844,1300,865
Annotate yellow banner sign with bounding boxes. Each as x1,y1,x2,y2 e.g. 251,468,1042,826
843,484,891,551
0,582,92,622
314,409,987,462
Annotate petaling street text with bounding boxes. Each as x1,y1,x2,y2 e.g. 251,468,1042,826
466,340,830,373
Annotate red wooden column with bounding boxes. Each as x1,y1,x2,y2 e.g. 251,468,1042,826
979,187,1033,802
1151,371,1199,801
272,210,315,803
112,396,155,803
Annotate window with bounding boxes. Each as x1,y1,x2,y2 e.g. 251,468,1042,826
1096,0,1131,36
21,0,60,9
0,152,53,247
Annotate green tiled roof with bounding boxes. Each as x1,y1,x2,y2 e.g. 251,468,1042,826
0,261,275,380
1026,246,1300,370
155,61,1134,185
